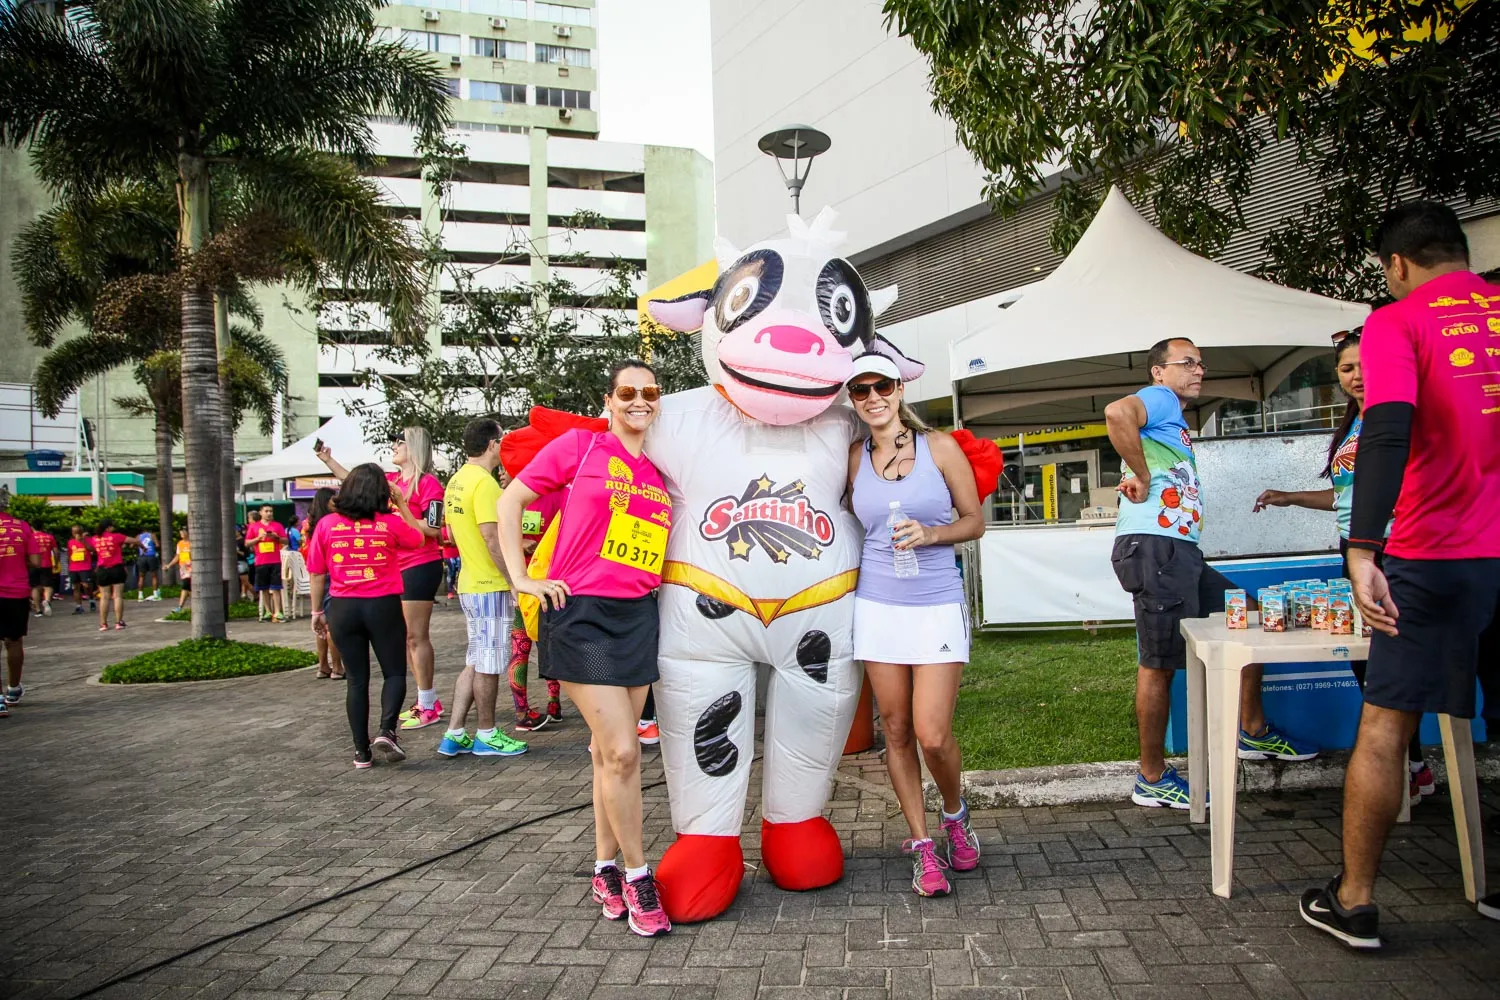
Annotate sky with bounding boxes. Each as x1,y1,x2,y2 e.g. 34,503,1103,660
595,0,716,161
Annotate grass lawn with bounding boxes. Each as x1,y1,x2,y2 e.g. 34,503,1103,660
952,628,1140,771
100,638,317,683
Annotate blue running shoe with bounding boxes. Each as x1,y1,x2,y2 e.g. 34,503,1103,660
1239,721,1319,761
1132,766,1195,809
437,730,474,757
472,729,528,757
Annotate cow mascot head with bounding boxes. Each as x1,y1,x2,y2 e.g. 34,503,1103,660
647,207,924,424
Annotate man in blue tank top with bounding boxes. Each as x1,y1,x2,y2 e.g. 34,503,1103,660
135,530,161,602
1105,337,1319,810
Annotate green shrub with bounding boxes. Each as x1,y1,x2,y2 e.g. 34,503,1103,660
8,497,185,540
163,599,259,621
100,638,317,684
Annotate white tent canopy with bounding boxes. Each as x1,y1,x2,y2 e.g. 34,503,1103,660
948,187,1371,434
239,414,392,487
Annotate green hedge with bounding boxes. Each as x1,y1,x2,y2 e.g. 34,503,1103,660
99,638,317,684
8,497,187,539
163,599,260,622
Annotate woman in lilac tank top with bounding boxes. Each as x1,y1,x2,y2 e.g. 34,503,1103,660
844,354,985,899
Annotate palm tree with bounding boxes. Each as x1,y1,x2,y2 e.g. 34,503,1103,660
15,182,289,560
0,0,451,637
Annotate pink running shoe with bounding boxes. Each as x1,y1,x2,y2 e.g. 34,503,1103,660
591,865,627,920
940,808,981,871
400,706,443,731
622,872,672,937
902,839,951,897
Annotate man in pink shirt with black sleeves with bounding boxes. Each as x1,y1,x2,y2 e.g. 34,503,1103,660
1299,202,1500,949
0,493,42,714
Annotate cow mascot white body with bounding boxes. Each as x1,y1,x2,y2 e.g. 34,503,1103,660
644,209,924,922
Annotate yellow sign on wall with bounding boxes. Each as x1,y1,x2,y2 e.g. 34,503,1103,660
994,424,1108,448
1041,463,1058,521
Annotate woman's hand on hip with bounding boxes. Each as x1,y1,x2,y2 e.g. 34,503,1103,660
515,575,572,610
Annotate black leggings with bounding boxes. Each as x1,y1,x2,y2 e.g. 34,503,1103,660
328,594,408,751
1341,540,1422,765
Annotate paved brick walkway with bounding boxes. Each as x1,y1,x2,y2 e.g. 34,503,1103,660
4,604,1499,999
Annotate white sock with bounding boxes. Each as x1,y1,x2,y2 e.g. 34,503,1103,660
445,728,466,739
942,799,967,822
418,688,438,711
477,728,497,740
1410,759,1425,774
153,589,160,598
624,864,650,882
594,859,618,875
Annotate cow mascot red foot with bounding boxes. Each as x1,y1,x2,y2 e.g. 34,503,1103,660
642,208,998,923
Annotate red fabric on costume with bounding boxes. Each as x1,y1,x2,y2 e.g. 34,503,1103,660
951,429,1001,500
499,406,608,480
654,833,745,924
760,816,844,891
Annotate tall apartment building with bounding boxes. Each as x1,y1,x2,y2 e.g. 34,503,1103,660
0,0,714,493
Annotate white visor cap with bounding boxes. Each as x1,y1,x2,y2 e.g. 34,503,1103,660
846,353,902,385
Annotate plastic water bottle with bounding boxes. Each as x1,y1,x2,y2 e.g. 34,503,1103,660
888,501,920,578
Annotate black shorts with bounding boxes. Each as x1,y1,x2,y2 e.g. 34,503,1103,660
96,564,127,588
0,597,28,640
253,563,283,591
136,555,159,573
181,576,192,591
401,559,444,602
1364,556,1500,719
539,593,659,687
1111,534,1235,671
28,567,54,590
69,570,94,592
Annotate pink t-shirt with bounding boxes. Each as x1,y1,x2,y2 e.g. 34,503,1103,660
93,531,129,569
305,512,425,598
388,471,444,570
34,531,57,572
246,521,287,566
517,430,672,600
0,515,36,599
1361,270,1500,559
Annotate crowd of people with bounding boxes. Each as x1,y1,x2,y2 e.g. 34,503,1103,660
2,201,1494,948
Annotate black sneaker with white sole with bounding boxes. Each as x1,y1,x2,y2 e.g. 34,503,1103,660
1299,875,1380,950
1478,892,1500,921
371,730,406,762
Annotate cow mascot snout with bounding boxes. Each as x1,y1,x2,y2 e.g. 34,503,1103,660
643,209,922,922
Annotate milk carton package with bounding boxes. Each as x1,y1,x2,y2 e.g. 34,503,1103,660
1329,594,1354,635
1259,589,1288,632
1291,589,1314,629
1312,592,1331,630
1225,589,1248,629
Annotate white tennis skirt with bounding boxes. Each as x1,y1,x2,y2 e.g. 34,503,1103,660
852,596,971,665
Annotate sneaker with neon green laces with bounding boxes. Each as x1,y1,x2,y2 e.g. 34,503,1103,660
472,728,528,757
437,730,474,757
1238,721,1319,762
1131,766,1196,809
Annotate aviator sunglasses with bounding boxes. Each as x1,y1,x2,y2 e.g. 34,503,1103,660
610,384,661,403
847,378,899,401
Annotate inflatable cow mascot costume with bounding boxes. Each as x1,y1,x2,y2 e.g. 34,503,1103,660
643,209,924,922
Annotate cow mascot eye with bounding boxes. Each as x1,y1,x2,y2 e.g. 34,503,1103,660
816,258,870,348
724,274,760,322
828,285,856,336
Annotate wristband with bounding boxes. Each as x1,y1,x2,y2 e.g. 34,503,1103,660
311,610,325,617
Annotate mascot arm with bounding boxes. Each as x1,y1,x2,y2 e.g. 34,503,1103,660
951,429,1002,501
500,406,609,480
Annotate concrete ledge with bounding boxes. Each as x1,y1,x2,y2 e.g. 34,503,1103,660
927,748,1500,809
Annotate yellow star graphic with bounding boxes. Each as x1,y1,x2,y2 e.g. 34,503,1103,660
809,545,822,559
773,549,789,563
791,480,805,492
730,539,752,558
755,475,773,494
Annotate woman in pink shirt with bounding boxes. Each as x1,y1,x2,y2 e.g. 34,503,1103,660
307,464,427,769
317,427,447,730
92,519,130,631
498,360,673,938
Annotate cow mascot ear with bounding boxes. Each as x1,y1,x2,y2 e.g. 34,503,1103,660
646,291,711,334
866,332,925,382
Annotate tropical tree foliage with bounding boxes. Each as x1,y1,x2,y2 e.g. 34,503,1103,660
0,0,452,637
882,0,1499,301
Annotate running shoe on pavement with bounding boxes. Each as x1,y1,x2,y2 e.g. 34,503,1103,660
1412,763,1436,798
940,805,981,871
902,838,951,897
637,720,660,746
1299,874,1380,950
42,600,52,616
98,624,108,632
1238,722,1319,761
73,605,85,615
114,621,127,630
371,730,406,763
622,872,671,937
0,700,9,718
436,730,474,757
5,685,23,705
399,699,443,723
592,865,628,921
1132,766,1195,809
472,729,528,757
547,699,563,722
515,710,551,732
400,705,443,731
353,747,373,769
32,609,42,618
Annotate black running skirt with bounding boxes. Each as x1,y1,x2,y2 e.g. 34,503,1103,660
400,558,444,602
539,593,659,687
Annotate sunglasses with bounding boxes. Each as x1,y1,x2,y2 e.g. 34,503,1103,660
847,378,899,401
610,384,661,403
1331,329,1362,345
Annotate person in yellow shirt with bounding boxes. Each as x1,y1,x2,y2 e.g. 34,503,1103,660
435,419,528,759
162,526,191,612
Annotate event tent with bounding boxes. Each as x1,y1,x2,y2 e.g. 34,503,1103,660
239,414,392,487
947,187,1372,434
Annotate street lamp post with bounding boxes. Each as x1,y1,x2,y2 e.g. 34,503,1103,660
757,124,831,216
